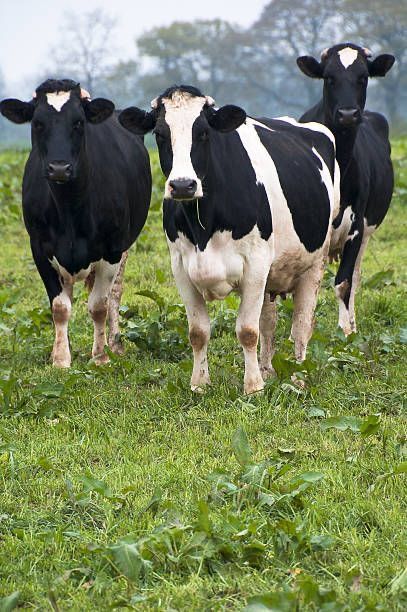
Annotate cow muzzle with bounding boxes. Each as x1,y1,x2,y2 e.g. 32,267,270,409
336,108,361,128
47,161,73,183
167,178,199,201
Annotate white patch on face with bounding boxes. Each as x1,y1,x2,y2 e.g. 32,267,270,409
162,91,207,199
46,91,71,112
338,47,359,69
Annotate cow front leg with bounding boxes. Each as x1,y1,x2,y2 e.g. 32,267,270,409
259,294,277,380
30,240,73,367
51,282,73,367
88,260,120,364
335,219,364,335
291,260,325,362
108,251,128,354
170,249,210,391
237,277,268,395
347,229,371,334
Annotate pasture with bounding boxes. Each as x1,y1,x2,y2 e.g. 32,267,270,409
0,143,406,610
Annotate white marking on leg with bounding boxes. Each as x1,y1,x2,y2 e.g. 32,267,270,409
168,242,211,391
88,260,120,364
237,273,268,395
338,47,359,69
46,91,72,112
291,258,325,362
162,92,206,198
108,251,128,354
51,283,72,367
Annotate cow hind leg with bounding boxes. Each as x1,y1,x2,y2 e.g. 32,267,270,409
347,231,371,334
259,294,277,380
88,260,120,364
335,223,364,336
291,260,324,363
108,251,128,354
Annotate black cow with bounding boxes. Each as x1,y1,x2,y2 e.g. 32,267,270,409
0,79,151,366
297,43,395,335
119,85,339,394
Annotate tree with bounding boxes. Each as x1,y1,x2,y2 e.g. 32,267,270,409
49,9,117,93
344,0,407,125
239,0,346,117
135,20,244,106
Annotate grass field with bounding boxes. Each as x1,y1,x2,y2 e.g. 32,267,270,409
0,142,406,611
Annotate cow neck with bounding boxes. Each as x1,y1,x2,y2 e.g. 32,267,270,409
323,106,358,178
331,125,358,179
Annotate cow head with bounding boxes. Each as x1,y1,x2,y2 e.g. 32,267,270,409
297,44,395,129
0,79,114,183
119,85,246,200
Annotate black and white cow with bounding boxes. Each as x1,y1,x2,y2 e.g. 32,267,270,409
0,79,151,366
297,44,395,335
119,86,339,393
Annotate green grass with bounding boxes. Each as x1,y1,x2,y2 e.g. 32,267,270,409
0,142,406,611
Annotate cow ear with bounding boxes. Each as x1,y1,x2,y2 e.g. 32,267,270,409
297,56,323,78
83,98,115,124
118,107,156,135
0,98,35,124
368,54,395,77
206,105,246,133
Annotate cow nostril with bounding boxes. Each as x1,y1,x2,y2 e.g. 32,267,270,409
169,179,197,194
338,108,360,125
48,162,72,178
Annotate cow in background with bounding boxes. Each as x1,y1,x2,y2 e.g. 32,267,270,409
297,44,395,335
0,79,151,366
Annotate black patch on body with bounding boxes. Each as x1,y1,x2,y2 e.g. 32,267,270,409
254,118,333,252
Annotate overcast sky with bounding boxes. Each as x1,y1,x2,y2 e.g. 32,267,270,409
0,0,268,94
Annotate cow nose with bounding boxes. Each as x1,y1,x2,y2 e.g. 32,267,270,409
47,161,73,182
169,179,198,200
337,108,360,127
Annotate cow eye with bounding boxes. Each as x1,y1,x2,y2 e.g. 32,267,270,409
326,76,335,86
73,120,84,130
33,120,44,131
198,131,209,142
358,76,368,85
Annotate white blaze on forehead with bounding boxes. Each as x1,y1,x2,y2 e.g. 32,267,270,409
46,91,72,112
338,47,359,69
163,91,207,198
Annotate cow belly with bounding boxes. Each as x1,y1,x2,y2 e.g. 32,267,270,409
50,256,93,283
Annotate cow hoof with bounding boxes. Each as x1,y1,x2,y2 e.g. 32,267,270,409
244,378,264,395
93,353,110,366
109,339,125,355
260,365,276,381
52,358,71,368
290,374,306,389
191,384,206,394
